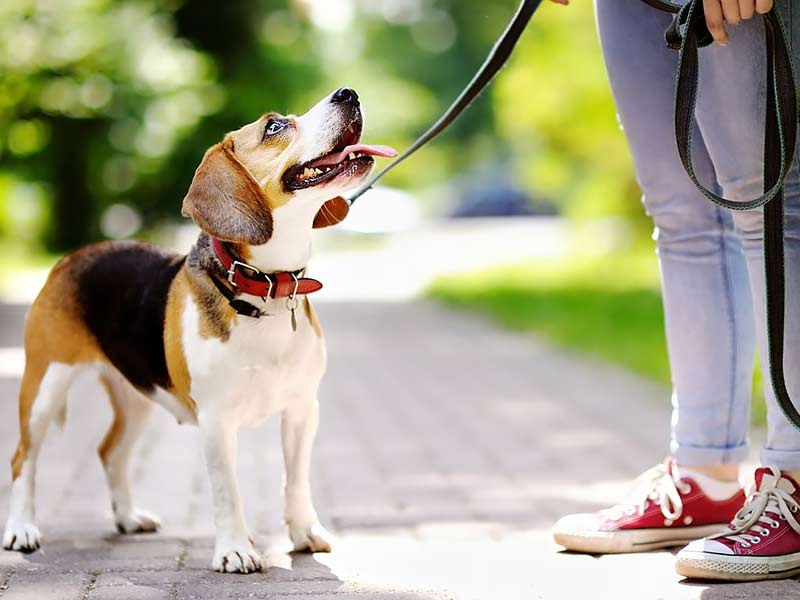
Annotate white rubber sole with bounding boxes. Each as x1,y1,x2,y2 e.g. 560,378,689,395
552,523,729,554
676,549,800,581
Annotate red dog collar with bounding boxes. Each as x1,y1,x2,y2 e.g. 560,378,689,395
211,238,322,299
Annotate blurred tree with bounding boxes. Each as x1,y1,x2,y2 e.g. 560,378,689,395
494,2,641,223
0,0,642,254
0,0,224,250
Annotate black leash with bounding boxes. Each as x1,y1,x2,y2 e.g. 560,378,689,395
642,0,800,429
346,0,544,206
344,0,800,430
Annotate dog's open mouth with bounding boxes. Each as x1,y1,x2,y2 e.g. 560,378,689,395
283,122,396,191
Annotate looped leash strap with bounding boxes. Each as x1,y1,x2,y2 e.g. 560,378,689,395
642,0,800,430
346,0,544,206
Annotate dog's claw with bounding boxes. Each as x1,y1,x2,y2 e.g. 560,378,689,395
3,521,42,553
289,522,334,553
213,542,263,574
115,508,160,535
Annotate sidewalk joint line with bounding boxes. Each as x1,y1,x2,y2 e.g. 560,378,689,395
175,541,188,571
0,567,16,598
81,570,99,600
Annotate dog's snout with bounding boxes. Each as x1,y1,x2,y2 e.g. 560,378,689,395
331,88,359,106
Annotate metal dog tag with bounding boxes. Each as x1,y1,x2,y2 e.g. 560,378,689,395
286,296,299,332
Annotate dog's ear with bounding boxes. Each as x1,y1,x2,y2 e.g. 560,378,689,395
182,141,273,244
313,196,350,229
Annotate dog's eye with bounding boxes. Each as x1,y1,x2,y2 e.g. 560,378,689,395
263,119,287,139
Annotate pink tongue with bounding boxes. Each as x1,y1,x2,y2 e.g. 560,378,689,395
309,144,397,168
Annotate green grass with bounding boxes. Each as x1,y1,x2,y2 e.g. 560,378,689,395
429,249,767,425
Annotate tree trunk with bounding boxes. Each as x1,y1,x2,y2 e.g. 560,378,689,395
46,118,98,252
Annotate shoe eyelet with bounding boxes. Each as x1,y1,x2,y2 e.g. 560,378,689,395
792,506,799,514
752,537,761,544
771,521,780,529
761,529,770,536
741,542,751,548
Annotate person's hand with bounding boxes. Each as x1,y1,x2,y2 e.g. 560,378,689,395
704,0,773,46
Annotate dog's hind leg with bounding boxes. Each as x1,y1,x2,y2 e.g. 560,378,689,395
4,361,77,553
97,371,159,534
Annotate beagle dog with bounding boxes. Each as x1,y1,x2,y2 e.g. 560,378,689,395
2,88,395,573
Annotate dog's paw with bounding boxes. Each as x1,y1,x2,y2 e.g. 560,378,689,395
2,520,41,553
115,508,161,535
289,522,334,553
212,542,263,574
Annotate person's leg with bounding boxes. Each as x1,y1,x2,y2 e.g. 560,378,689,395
690,9,800,479
674,8,800,581
551,1,753,555
597,0,755,473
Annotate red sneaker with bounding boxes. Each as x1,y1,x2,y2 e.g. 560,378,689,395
676,467,800,580
552,460,745,553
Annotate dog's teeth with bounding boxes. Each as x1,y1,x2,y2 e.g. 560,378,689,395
313,168,322,176
349,153,356,160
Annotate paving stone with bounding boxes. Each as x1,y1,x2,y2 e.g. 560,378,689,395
92,574,172,600
0,300,797,599
0,571,87,600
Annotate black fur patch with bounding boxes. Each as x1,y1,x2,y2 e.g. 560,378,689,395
74,242,186,392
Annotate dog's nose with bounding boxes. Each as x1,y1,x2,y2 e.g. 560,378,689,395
331,88,359,105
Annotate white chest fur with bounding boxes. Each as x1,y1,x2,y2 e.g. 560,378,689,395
181,297,326,426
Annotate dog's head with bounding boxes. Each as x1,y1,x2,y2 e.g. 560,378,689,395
182,88,395,244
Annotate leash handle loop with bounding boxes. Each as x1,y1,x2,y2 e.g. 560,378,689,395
643,0,800,430
671,2,797,212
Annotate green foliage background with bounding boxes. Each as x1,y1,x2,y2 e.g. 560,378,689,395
0,0,640,252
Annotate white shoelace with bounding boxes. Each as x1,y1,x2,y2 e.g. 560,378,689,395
602,463,689,521
715,468,800,548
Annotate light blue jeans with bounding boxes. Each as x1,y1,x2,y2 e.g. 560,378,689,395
596,0,800,470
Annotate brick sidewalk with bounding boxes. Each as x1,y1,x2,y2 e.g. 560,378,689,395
0,300,798,599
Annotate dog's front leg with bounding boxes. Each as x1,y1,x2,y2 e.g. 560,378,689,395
198,413,262,573
281,397,333,552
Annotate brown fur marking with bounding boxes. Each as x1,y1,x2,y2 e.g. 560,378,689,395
182,138,274,245
184,268,237,342
12,254,105,479
164,268,198,417
97,376,126,464
303,297,323,338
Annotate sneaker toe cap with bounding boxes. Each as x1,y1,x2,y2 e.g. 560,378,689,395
552,513,601,534
680,537,734,556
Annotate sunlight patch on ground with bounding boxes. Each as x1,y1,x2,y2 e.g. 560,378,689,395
293,530,707,600
0,347,24,378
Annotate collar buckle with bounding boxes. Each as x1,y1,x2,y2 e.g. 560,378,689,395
227,260,275,300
